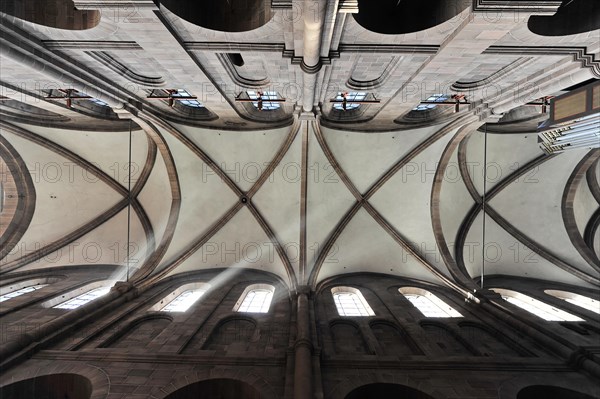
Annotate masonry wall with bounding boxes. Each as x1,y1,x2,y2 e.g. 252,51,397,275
314,274,600,399
0,269,599,398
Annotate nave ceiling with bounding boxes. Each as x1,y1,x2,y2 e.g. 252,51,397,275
0,0,598,297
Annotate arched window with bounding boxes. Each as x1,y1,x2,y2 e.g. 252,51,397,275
44,89,109,107
43,281,113,310
88,97,109,107
54,286,111,309
161,290,204,312
331,286,375,316
544,290,600,315
491,288,583,322
247,91,281,110
0,284,48,302
333,92,366,111
413,93,449,111
234,284,275,313
150,282,210,312
399,287,462,318
172,89,204,108
0,277,63,303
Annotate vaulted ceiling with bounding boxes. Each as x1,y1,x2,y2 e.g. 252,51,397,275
0,0,599,296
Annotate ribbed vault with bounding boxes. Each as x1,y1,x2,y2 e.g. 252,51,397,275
0,0,598,299
1,110,598,296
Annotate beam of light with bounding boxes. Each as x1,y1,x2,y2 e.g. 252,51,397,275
108,228,155,284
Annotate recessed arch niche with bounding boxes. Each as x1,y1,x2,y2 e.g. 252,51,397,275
0,373,92,399
370,321,423,356
353,0,470,35
528,0,600,37
0,0,100,30
159,0,272,32
330,321,370,355
345,383,437,399
163,378,263,399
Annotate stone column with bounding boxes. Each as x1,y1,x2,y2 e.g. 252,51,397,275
301,0,327,112
294,286,313,399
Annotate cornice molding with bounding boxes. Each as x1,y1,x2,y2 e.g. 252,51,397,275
43,40,143,50
452,57,534,92
184,42,438,65
338,44,439,54
185,42,285,52
86,51,165,87
472,0,561,14
271,0,292,8
73,0,157,8
484,46,600,78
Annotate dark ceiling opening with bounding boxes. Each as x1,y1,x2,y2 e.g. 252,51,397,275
164,378,263,399
528,0,600,36
160,0,272,32
0,374,93,399
353,0,470,35
345,383,436,399
0,0,100,30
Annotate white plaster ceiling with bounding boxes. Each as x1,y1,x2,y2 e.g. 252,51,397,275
466,131,544,195
438,148,477,258
1,130,124,264
137,149,173,248
463,213,595,289
491,148,598,277
154,126,239,271
15,124,149,189
1,2,598,295
3,115,597,292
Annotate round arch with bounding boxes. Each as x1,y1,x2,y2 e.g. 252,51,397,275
353,0,470,35
0,361,110,399
163,378,264,399
345,383,438,399
328,374,440,399
159,0,272,33
0,373,92,399
152,370,278,399
0,364,110,399
499,374,600,399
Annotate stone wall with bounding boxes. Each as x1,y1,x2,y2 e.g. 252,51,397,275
1,269,598,398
